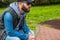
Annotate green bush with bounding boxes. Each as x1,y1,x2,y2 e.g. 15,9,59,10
0,0,60,6
50,0,60,4
34,0,50,5
33,0,60,5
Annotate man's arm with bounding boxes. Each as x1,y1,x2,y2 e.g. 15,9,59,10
23,18,35,40
4,12,29,40
22,17,30,34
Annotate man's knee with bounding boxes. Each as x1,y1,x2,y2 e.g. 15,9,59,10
15,37,20,40
6,36,20,40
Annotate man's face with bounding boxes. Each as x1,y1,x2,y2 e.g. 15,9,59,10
22,2,31,13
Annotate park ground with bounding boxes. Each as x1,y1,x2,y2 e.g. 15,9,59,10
0,4,60,32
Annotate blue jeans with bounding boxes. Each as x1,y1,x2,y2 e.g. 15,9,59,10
5,36,20,40
5,30,34,40
5,29,24,40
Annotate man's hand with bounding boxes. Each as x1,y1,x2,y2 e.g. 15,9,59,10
28,32,35,40
28,34,35,40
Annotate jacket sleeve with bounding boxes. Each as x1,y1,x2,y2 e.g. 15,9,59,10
22,18,30,34
4,12,29,40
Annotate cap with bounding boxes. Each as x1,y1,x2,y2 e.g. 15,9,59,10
26,0,34,3
18,0,34,3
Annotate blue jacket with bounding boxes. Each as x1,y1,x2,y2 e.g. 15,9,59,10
4,2,30,40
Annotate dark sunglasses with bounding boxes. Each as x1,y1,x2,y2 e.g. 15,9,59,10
27,2,32,5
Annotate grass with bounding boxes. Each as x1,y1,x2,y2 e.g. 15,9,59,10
0,4,60,33
0,7,6,13
26,4,60,32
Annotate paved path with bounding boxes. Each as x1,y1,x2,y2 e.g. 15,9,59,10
36,19,60,40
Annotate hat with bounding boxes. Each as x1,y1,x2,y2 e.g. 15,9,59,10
18,0,34,3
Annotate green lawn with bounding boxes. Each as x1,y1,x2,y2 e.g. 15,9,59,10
0,7,6,13
0,4,60,33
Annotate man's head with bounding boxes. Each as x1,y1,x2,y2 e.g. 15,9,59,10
18,0,34,13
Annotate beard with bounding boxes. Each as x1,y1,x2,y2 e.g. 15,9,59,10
22,5,30,13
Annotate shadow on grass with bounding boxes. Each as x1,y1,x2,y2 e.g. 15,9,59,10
40,19,60,30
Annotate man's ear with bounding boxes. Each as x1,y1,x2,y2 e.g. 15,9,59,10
18,2,24,8
18,2,23,5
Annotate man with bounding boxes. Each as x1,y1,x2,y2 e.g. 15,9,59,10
3,0,35,40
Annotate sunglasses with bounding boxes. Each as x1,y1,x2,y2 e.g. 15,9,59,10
27,2,32,5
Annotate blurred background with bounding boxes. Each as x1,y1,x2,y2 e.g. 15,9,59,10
0,0,60,6
0,0,60,33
